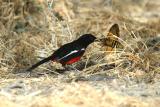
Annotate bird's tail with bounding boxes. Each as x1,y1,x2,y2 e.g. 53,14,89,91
26,55,53,71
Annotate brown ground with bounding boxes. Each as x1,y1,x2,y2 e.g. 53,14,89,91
0,0,160,107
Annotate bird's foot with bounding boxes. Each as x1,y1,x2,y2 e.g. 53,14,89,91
55,69,66,73
22,69,32,77
55,66,78,73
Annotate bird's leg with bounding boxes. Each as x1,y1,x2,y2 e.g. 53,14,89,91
25,69,33,77
55,64,79,73
55,64,75,73
55,64,67,73
55,69,66,73
65,65,80,72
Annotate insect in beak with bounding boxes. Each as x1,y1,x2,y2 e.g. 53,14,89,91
95,38,106,43
94,33,106,42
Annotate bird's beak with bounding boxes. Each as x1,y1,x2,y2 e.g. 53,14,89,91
95,38,106,42
95,38,101,42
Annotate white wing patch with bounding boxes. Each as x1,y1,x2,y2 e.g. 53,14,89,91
81,48,85,51
58,48,85,61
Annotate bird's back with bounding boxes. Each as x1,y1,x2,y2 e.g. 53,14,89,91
51,41,85,65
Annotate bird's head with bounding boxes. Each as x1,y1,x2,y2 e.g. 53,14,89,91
77,34,96,46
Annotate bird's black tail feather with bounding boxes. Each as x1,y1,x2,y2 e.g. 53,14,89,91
26,56,53,71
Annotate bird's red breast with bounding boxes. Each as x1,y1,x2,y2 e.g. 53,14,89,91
65,56,82,64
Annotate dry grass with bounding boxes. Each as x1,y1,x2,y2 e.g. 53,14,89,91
0,77,160,107
0,0,160,107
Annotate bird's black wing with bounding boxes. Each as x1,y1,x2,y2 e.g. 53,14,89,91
52,42,85,65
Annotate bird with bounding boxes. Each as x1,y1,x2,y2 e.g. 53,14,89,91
26,34,97,72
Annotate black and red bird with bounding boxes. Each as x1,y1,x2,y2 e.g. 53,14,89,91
26,34,96,71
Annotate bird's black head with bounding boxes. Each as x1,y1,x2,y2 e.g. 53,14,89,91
77,34,96,47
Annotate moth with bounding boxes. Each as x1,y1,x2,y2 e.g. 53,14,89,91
100,24,123,52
